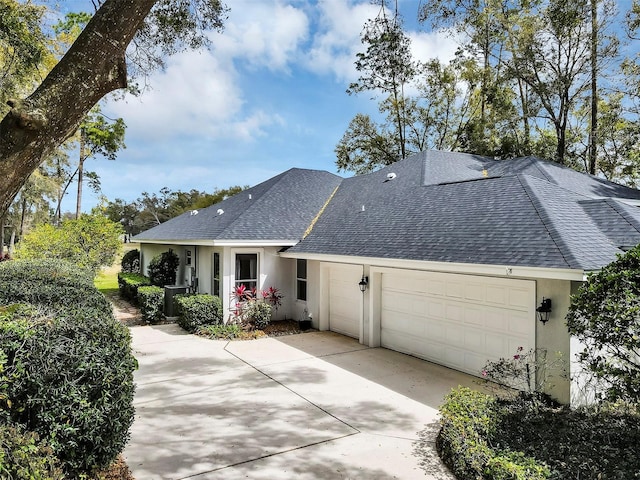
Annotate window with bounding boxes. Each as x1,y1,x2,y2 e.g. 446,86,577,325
212,252,220,297
296,259,307,301
235,253,258,290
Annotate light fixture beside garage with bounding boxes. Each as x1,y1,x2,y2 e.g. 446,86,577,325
358,275,369,292
536,298,552,324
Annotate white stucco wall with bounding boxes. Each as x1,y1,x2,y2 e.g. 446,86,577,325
139,243,192,286
534,278,573,404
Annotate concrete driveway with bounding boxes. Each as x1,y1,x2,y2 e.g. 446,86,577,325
124,325,479,479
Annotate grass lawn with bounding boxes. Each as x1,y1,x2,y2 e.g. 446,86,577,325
95,270,119,295
94,243,139,295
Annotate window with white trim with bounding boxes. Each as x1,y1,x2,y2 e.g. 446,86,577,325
212,252,220,297
235,253,258,290
296,259,307,301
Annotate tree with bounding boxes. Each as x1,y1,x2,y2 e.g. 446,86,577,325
0,1,51,112
347,2,416,161
15,214,123,273
0,0,227,216
566,245,640,402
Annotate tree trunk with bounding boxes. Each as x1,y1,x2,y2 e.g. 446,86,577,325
589,0,598,175
0,213,5,255
8,229,15,256
0,0,157,216
76,129,86,219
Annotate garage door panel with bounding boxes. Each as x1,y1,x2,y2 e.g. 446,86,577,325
445,304,464,322
464,305,486,326
465,283,485,302
486,286,507,305
381,271,535,376
446,280,464,299
509,288,531,309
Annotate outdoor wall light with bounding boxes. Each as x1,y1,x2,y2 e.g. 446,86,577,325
536,298,552,324
358,275,369,293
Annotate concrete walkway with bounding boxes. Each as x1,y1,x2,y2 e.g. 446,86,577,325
124,325,479,479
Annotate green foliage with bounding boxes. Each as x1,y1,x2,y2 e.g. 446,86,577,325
175,294,223,333
0,259,112,318
438,388,551,480
0,423,64,480
16,214,123,274
120,248,141,273
148,249,180,286
0,0,50,112
567,245,640,402
243,300,272,330
0,304,136,475
435,387,640,479
198,323,242,339
138,285,164,323
117,272,152,303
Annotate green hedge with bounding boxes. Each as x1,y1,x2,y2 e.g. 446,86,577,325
437,387,550,480
138,286,164,323
175,294,223,333
0,259,112,318
0,259,137,476
118,272,152,303
0,303,137,475
0,423,64,480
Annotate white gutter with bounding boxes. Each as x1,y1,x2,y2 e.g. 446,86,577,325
279,251,586,281
136,239,297,247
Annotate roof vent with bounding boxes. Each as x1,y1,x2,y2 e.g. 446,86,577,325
190,210,198,216
386,172,397,181
217,209,224,215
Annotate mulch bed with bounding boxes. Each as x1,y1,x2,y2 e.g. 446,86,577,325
96,455,134,480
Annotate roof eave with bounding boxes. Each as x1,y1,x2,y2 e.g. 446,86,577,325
137,238,298,247
279,251,586,281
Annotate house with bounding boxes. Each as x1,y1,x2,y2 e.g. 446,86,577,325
134,151,640,403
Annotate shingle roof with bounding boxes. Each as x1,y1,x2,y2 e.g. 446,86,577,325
134,168,342,242
136,150,640,271
288,151,640,270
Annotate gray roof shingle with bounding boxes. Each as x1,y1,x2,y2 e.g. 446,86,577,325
288,151,640,270
134,168,342,242
136,150,640,271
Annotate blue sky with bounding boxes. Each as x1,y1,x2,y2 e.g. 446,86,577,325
56,0,459,212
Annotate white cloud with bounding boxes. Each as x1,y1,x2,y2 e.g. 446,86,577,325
211,1,309,71
409,28,459,64
305,0,380,82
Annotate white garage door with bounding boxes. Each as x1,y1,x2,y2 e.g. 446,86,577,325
381,271,535,376
328,264,362,339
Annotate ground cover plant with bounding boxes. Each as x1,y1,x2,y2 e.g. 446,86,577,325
0,259,137,477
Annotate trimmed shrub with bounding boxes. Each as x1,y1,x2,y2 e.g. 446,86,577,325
437,387,550,480
244,300,272,330
175,294,223,333
118,272,152,303
138,286,164,323
148,249,180,287
0,301,136,475
0,259,112,318
120,248,140,273
0,423,64,480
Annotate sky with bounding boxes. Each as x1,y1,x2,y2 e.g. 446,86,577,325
56,0,459,213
